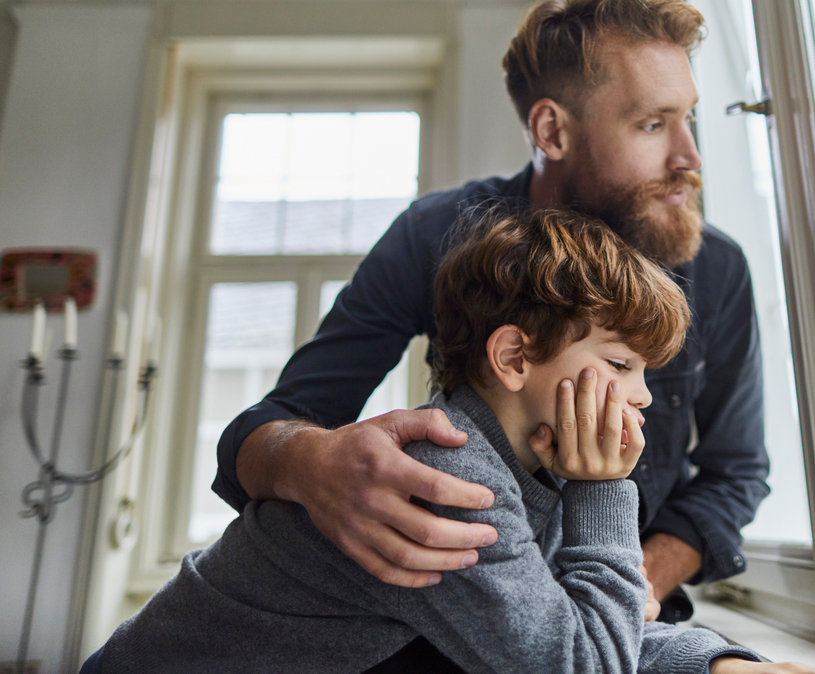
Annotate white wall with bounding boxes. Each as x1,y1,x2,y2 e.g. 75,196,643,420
457,6,530,182
0,1,534,670
0,6,151,672
0,6,17,138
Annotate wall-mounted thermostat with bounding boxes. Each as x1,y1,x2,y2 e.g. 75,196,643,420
0,248,97,311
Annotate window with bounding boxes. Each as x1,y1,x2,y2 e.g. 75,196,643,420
693,0,811,547
687,0,815,636
169,99,426,553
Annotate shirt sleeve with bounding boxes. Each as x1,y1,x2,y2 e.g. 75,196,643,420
643,248,771,584
396,438,648,674
212,205,435,511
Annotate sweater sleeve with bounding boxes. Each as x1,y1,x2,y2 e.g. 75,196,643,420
638,621,760,674
396,438,648,674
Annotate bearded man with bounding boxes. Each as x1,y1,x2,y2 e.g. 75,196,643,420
213,0,770,624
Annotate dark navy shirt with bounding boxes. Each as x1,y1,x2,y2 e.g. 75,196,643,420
214,164,770,597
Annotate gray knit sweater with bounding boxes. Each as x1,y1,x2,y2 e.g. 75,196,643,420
99,386,757,673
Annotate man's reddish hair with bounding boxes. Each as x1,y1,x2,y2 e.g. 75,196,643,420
503,0,705,122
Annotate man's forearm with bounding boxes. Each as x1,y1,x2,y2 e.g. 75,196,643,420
642,533,702,601
235,420,324,502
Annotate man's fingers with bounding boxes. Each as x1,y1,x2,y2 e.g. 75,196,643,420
381,408,467,449
575,368,598,453
601,381,623,457
381,497,498,551
340,536,444,588
389,452,495,510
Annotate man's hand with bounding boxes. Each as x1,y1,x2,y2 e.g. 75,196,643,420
236,410,498,588
639,564,661,621
710,658,815,673
530,369,644,480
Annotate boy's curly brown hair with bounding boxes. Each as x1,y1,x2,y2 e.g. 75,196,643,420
432,207,691,394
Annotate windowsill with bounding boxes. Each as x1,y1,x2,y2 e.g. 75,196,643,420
681,595,815,665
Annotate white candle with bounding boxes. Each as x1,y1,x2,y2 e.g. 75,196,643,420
30,303,46,359
64,297,78,349
149,317,163,363
112,311,128,358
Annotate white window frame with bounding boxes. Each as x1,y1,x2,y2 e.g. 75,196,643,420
123,68,439,592
689,0,815,643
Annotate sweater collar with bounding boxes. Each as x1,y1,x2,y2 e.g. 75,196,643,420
448,385,562,513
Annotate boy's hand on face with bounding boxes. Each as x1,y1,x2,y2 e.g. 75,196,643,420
528,368,644,481
710,658,815,673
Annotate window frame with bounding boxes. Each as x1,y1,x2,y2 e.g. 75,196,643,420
693,0,815,630
127,72,439,590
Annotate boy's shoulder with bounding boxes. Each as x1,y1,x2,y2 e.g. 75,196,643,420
404,391,515,487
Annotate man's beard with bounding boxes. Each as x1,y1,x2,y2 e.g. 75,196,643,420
562,155,704,269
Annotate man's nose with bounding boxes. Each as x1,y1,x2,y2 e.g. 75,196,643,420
668,123,702,173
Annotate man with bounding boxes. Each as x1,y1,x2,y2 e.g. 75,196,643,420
213,0,770,622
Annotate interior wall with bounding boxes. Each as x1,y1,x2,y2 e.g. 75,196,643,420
0,6,152,672
0,1,533,671
457,5,529,181
0,5,18,139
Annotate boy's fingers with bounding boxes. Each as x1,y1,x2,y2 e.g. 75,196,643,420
601,381,623,457
576,368,598,453
528,423,556,469
556,380,578,461
390,452,495,510
622,410,645,456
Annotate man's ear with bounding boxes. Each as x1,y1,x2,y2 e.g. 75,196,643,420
486,325,529,393
528,98,573,162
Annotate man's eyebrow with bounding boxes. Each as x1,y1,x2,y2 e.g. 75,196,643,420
623,98,700,119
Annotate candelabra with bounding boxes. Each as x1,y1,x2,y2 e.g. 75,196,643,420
16,340,156,674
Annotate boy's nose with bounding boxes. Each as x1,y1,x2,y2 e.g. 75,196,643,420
629,381,653,410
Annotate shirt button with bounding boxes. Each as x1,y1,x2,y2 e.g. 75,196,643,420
670,394,682,408
733,555,745,568
640,463,650,477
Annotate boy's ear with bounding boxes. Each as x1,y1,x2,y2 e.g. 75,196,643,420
528,98,573,162
486,325,529,392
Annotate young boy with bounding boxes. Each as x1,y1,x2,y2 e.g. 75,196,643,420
88,208,776,673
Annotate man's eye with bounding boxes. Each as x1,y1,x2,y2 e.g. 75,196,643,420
686,113,697,125
642,122,663,132
608,360,630,371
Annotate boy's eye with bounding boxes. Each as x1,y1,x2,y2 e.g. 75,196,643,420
607,360,630,372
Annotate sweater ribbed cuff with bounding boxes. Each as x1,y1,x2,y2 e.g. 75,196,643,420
674,637,760,674
561,480,641,550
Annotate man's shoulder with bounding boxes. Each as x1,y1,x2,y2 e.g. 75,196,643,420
696,222,749,273
407,169,530,228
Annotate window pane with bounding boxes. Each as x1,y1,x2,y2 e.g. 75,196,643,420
188,282,298,543
210,111,420,255
695,0,810,544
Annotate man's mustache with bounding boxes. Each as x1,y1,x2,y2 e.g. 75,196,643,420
637,172,703,201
